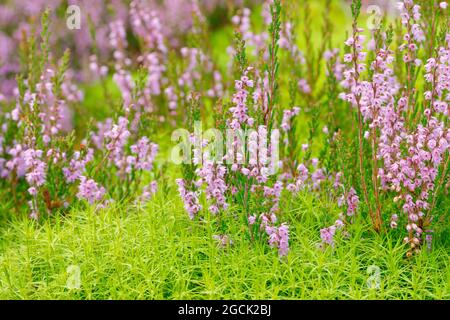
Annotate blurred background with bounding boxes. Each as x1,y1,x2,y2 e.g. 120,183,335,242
0,0,400,100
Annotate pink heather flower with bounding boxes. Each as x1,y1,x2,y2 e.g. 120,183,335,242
4,144,26,178
176,178,202,219
139,181,158,203
77,176,106,204
298,79,311,93
232,7,268,56
248,215,256,225
165,86,178,115
89,55,108,78
325,48,344,80
311,168,326,190
333,172,343,190
197,158,228,215
390,214,398,229
285,163,310,193
23,149,47,189
63,148,94,183
112,70,134,109
130,2,167,53
264,221,290,257
104,117,131,169
281,107,300,132
440,2,448,9
340,24,368,106
346,187,359,216
411,24,425,42
91,119,113,149
28,187,37,196
229,68,254,128
320,225,336,247
129,137,159,171
177,47,214,94
335,219,344,228
277,223,289,257
141,52,165,96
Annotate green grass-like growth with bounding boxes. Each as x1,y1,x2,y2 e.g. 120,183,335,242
0,189,448,299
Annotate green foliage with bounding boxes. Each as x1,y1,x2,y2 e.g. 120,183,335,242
233,31,248,76
0,193,448,299
265,0,282,130
351,0,362,21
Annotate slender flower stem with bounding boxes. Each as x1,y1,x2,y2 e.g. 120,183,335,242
351,20,378,231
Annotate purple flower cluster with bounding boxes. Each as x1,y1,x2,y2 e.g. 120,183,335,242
397,0,425,65
253,208,289,257
197,159,228,215
345,187,359,216
176,178,202,220
23,149,47,195
129,137,159,172
320,225,336,247
63,148,94,183
91,115,159,202
232,8,268,57
139,181,158,203
336,0,449,254
0,0,250,101
229,68,255,129
104,117,131,172
77,176,106,205
1,144,26,178
268,223,290,257
281,107,300,133
340,30,367,105
286,162,327,193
